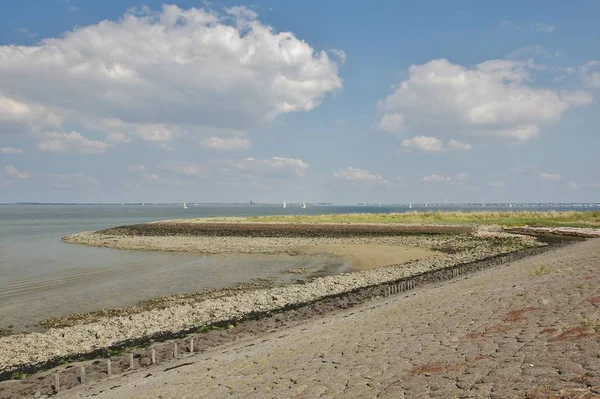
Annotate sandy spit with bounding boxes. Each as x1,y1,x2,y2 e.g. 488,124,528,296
0,229,540,373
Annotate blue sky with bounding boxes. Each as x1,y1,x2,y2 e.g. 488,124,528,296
0,0,598,203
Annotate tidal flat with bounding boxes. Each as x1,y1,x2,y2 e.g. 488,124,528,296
0,219,547,377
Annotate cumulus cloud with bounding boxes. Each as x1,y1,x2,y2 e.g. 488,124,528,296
580,61,600,89
3,165,29,179
0,146,23,154
378,59,591,142
401,136,472,152
200,136,251,151
536,172,561,181
0,95,61,135
333,167,385,183
0,5,342,149
401,136,443,152
37,131,109,154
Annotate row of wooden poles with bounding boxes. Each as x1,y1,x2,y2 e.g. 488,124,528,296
52,339,195,393
52,260,505,392
383,263,478,297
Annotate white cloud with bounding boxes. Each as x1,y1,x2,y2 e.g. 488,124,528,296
447,139,472,151
0,5,342,145
329,49,347,64
537,172,561,181
378,59,590,142
489,180,506,188
200,136,251,151
0,146,23,154
401,136,443,152
133,124,185,142
401,136,472,152
3,165,29,179
0,94,61,135
37,131,109,154
334,167,385,183
581,61,600,89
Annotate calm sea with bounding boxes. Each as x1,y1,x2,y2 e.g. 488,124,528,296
0,203,596,330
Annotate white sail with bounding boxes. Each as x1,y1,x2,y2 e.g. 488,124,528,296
409,202,412,209
301,201,306,209
283,201,286,208
183,202,188,209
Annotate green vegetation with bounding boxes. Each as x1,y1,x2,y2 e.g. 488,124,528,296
195,325,225,334
10,372,30,380
248,211,600,228
532,265,551,276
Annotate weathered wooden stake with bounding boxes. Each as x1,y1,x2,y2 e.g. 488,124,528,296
173,343,178,359
190,338,194,354
129,353,134,369
151,348,156,364
107,359,112,377
54,372,60,393
78,366,86,384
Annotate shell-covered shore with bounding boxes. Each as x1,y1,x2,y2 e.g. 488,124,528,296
0,224,542,373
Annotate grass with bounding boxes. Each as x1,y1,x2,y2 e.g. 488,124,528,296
246,211,600,228
532,265,551,276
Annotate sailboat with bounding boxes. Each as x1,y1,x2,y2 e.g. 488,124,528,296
183,202,188,209
301,201,307,209
121,203,124,206
283,201,287,208
409,202,412,209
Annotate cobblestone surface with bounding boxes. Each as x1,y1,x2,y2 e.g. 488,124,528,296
65,239,600,399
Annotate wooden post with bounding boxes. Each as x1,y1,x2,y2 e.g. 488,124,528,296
189,338,194,354
151,348,156,364
173,343,178,359
129,353,134,369
78,366,86,384
107,359,112,377
54,372,60,393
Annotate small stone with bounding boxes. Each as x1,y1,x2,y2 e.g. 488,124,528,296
140,357,151,366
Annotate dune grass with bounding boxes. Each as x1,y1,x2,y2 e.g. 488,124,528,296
247,211,600,228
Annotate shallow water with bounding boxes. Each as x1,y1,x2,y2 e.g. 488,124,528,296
0,203,595,330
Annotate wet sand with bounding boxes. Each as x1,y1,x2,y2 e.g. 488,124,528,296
305,243,440,271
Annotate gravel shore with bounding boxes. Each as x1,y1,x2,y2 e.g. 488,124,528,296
1,224,540,374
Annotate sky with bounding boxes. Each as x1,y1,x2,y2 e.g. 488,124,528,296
0,0,599,204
